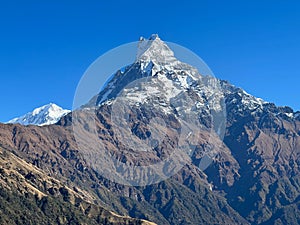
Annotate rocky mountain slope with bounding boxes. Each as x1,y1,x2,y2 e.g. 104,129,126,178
0,145,155,225
0,35,300,224
0,121,247,224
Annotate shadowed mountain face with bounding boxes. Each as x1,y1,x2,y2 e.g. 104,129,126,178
1,35,300,224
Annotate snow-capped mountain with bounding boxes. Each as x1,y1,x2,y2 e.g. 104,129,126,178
7,103,70,126
96,35,249,109
96,34,202,105
94,34,226,118
94,34,299,121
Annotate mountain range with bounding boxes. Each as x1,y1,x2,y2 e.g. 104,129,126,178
1,35,300,225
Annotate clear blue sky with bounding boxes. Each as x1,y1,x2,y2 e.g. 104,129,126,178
0,0,300,122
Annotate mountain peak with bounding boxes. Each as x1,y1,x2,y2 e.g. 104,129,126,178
139,34,159,41
32,103,59,115
7,103,70,126
136,34,176,64
149,33,159,40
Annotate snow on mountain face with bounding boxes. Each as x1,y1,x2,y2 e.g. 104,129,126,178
136,34,199,84
7,103,70,126
93,34,299,121
90,35,230,143
220,81,266,110
96,35,215,109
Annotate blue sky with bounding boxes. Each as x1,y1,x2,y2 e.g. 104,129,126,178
0,1,300,121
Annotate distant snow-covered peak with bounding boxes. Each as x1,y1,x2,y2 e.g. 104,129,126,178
7,103,70,126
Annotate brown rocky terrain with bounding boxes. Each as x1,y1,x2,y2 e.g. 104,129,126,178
1,90,300,225
0,144,156,225
0,107,248,224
